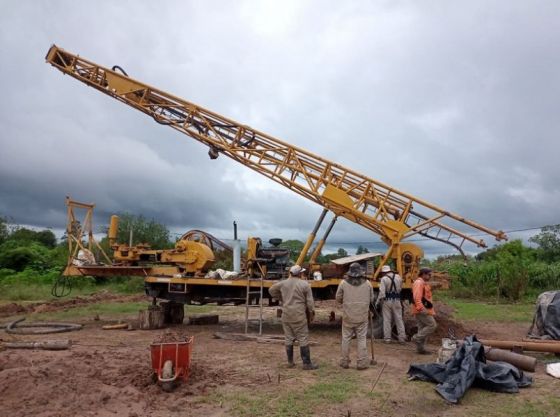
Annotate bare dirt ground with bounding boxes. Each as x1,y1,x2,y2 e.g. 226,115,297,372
0,290,146,317
0,297,558,417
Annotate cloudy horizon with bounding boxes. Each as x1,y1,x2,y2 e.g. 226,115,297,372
1,1,559,258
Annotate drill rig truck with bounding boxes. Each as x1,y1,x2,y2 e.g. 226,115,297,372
47,45,507,312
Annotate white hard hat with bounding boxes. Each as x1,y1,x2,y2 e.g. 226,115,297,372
381,265,392,273
289,265,306,275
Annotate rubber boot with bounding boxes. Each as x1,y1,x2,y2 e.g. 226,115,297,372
286,345,295,368
415,339,431,355
300,345,318,370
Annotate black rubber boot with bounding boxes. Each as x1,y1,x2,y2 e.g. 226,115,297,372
415,339,431,355
286,345,295,368
300,346,318,370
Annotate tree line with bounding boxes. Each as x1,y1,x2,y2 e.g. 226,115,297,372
1,213,559,301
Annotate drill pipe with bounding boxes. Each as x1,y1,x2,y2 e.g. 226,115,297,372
479,339,560,354
484,347,536,372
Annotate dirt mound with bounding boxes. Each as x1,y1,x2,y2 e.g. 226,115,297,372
0,291,147,318
0,343,223,416
153,330,190,344
0,303,28,316
403,300,467,340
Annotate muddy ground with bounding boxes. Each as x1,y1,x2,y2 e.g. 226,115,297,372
0,296,558,417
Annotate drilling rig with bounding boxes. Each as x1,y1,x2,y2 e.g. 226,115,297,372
46,45,507,305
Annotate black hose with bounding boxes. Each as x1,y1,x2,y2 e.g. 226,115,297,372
52,274,72,297
111,65,128,76
5,318,82,335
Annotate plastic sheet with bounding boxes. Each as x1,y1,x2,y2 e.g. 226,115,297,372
528,290,560,340
407,335,532,403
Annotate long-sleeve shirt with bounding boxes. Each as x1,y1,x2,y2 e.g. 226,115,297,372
269,276,315,323
378,273,403,301
412,277,435,316
336,279,374,324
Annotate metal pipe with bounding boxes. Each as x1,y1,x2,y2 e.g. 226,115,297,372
233,240,241,273
522,338,560,344
309,215,338,264
479,339,560,354
108,215,119,246
296,209,328,266
484,347,536,372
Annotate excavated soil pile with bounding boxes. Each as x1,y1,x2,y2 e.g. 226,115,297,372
319,299,467,340
0,340,243,416
403,301,468,339
153,330,190,344
0,291,146,317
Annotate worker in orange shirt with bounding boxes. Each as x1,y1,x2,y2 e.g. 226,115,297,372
411,267,437,354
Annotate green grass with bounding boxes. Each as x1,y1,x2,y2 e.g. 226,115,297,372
27,301,150,321
220,367,358,417
462,392,558,417
438,292,534,322
0,276,145,302
22,302,215,322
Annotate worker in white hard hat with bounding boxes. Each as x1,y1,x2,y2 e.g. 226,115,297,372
269,264,318,370
376,264,406,344
336,262,374,370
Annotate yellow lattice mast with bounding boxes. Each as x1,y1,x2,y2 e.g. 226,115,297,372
46,45,507,284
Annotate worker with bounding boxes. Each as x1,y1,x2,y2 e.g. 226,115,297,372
411,267,437,354
336,262,374,370
376,265,406,344
269,264,318,370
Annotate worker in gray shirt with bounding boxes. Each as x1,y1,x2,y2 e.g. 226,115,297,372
336,262,374,370
269,265,318,370
377,265,406,343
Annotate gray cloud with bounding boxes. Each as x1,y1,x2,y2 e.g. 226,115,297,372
1,0,558,257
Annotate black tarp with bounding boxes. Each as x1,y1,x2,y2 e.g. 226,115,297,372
407,335,532,404
528,290,560,340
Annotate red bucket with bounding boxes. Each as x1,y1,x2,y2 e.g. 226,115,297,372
150,336,194,383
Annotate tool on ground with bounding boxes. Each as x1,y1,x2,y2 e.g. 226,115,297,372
1,339,71,350
369,311,377,365
102,323,129,330
370,362,387,392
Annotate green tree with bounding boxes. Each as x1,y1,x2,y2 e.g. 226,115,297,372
213,249,233,270
0,216,8,245
529,224,560,262
7,227,57,248
0,242,54,272
279,239,305,262
337,248,348,258
111,213,173,249
493,240,533,300
356,245,369,255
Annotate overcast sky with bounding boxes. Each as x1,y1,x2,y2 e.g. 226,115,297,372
1,1,559,257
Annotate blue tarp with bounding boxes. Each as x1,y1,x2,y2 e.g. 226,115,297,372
407,335,532,404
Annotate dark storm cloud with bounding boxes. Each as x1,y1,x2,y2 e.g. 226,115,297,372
1,1,559,257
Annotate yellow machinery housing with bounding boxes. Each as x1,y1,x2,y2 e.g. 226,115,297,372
109,215,214,275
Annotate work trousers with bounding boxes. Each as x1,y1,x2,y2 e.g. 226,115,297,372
412,311,437,345
382,300,406,342
282,319,309,347
340,320,369,368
